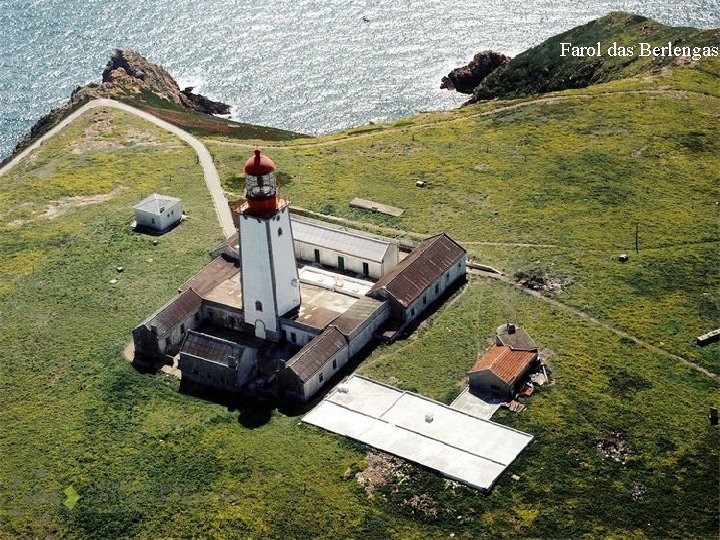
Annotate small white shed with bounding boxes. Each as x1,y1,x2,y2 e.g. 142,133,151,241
133,193,182,233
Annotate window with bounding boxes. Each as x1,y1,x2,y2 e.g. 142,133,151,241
229,316,236,326
314,249,320,264
362,262,369,276
165,338,171,349
255,301,263,312
410,307,416,317
318,372,324,383
180,323,186,334
337,256,345,271
457,262,461,268
435,283,439,294
291,332,297,344
278,227,283,236
446,273,449,281
332,359,338,370
423,296,427,306
151,217,155,224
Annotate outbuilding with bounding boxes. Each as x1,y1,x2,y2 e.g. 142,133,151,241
368,233,466,326
178,331,256,392
469,345,539,398
133,193,182,233
291,217,399,279
282,326,349,402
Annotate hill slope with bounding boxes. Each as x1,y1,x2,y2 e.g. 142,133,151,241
0,12,718,540
465,11,719,102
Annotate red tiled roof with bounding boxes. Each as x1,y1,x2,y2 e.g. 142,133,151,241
369,233,465,308
469,345,536,385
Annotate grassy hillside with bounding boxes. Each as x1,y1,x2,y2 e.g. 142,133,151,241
1,15,718,540
471,12,719,100
208,59,720,376
122,90,308,142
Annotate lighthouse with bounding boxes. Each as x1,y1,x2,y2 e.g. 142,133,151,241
238,149,301,341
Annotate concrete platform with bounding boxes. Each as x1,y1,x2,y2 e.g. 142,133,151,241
298,266,373,298
450,387,503,420
349,197,404,217
302,375,533,492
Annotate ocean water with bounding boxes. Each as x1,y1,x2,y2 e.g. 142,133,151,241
0,0,718,158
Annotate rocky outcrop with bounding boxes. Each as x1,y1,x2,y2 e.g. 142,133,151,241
440,51,510,94
11,48,230,157
85,48,230,114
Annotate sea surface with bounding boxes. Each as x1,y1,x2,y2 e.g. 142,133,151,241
1,1,718,158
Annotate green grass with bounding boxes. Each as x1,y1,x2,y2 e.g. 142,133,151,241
207,64,720,375
121,90,308,142
471,11,720,100
1,31,719,539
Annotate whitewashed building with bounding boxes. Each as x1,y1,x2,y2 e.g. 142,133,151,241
133,193,182,233
369,233,466,329
292,218,399,279
132,149,468,404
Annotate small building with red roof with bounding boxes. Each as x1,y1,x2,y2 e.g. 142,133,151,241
469,324,539,397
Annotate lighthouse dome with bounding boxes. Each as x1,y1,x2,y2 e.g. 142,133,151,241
244,149,275,176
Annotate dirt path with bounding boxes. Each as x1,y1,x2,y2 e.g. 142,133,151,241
207,89,719,151
0,99,236,239
469,270,719,382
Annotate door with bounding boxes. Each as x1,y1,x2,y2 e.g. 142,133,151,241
254,320,266,340
337,256,345,271
314,249,320,264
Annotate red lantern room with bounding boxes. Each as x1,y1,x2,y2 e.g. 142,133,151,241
243,149,280,214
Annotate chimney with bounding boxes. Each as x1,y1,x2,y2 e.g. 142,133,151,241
507,322,516,334
228,355,237,369
150,324,158,335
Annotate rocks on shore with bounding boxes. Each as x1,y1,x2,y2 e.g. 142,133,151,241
11,48,230,158
81,48,231,115
440,50,510,94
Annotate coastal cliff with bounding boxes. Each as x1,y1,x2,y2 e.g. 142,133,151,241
11,49,231,157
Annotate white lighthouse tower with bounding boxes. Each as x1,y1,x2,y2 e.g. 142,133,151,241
237,149,301,341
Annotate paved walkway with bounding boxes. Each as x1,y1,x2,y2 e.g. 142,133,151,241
450,387,503,420
0,98,236,239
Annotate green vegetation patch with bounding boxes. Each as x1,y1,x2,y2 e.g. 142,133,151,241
208,70,719,373
472,12,720,100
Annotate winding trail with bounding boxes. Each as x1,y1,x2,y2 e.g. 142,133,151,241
1,93,716,383
469,270,719,382
208,88,720,151
0,98,236,239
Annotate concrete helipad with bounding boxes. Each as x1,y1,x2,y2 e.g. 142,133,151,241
302,375,533,492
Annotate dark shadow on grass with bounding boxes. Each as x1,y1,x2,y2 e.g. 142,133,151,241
130,353,166,374
237,405,273,429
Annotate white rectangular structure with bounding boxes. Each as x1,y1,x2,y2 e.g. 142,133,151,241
239,203,301,341
133,193,182,232
292,218,399,278
302,375,533,492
